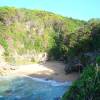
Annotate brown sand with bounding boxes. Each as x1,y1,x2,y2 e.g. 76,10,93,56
9,61,80,82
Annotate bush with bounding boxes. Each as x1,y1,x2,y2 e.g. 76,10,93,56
62,65,100,100
96,56,100,66
0,36,8,50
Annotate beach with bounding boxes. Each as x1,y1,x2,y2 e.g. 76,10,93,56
1,61,80,82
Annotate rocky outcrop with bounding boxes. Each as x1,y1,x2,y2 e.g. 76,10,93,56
65,63,84,74
0,65,17,76
9,52,48,64
64,51,100,74
64,57,84,74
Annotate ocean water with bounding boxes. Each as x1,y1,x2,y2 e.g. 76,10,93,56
0,76,72,100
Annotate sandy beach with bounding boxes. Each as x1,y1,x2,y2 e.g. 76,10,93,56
4,61,79,82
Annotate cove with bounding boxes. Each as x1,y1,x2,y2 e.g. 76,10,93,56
0,76,72,100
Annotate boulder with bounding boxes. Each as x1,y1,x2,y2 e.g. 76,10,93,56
64,57,84,74
64,51,100,74
65,63,84,74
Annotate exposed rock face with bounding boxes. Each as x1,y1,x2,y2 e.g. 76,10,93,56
13,52,48,63
65,63,84,74
33,52,48,63
65,57,84,74
64,51,100,74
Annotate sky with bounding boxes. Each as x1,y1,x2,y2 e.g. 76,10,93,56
0,0,99,20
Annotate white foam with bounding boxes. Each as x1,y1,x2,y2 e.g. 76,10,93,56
0,75,72,86
0,96,3,98
19,75,72,86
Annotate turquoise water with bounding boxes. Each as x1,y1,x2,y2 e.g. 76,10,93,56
0,76,71,100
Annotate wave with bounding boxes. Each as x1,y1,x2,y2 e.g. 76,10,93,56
0,75,72,86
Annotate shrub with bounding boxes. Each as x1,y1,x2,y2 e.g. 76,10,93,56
0,36,8,50
96,56,100,66
62,65,100,100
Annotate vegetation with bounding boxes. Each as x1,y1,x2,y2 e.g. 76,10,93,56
0,7,100,100
0,7,85,62
62,58,100,100
62,20,100,100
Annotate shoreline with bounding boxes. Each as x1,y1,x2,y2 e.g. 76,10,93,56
0,61,80,82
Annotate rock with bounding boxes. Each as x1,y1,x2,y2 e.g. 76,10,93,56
64,64,73,74
33,52,48,63
80,52,100,66
65,63,84,74
10,67,16,70
64,57,84,74
5,90,12,95
64,51,100,74
0,65,16,76
73,63,84,72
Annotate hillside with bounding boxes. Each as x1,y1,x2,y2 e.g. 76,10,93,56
0,7,100,100
0,7,85,64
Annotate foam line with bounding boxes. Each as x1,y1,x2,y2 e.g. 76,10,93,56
0,75,72,86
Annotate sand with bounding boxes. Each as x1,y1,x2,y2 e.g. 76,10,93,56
8,61,80,82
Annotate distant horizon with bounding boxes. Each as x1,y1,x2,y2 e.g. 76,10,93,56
0,0,99,21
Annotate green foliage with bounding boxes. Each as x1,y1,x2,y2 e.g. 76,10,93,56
0,22,8,50
96,56,100,66
0,7,99,62
0,7,85,57
62,65,100,100
0,35,8,50
91,23,100,50
0,7,100,100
